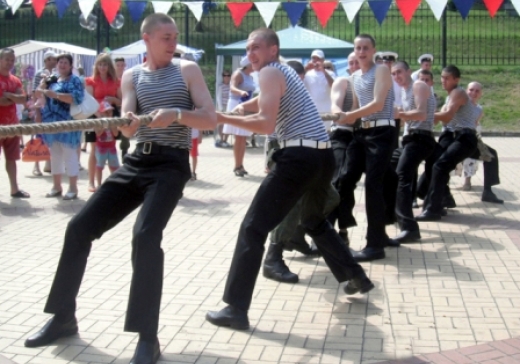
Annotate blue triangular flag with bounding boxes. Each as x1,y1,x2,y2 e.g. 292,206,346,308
281,2,307,27
368,0,392,25
56,0,73,18
452,0,474,19
126,1,148,23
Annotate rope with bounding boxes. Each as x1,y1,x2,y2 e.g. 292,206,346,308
0,112,341,139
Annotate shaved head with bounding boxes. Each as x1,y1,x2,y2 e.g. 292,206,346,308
141,13,176,35
467,81,482,91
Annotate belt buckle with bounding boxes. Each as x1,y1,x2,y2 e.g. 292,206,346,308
362,121,371,129
142,142,152,155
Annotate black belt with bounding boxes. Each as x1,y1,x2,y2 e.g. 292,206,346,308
409,129,433,137
454,128,477,136
135,142,186,156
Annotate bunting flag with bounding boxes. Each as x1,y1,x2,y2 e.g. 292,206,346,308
368,0,392,24
482,0,504,17
56,0,73,18
100,0,121,23
6,0,25,14
183,1,204,22
282,2,308,27
340,0,365,23
126,1,147,22
396,0,421,24
78,0,97,19
424,0,448,20
152,1,173,14
511,0,520,17
31,0,47,17
452,0,474,19
310,1,338,28
226,2,254,27
255,2,280,27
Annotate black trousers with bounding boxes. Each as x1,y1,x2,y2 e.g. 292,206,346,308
339,126,396,248
328,128,355,229
469,144,500,188
395,133,435,231
423,132,478,213
223,147,364,311
44,148,191,335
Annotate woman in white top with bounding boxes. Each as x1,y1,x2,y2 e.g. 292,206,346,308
223,58,256,177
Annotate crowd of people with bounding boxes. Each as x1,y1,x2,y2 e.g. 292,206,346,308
0,13,506,364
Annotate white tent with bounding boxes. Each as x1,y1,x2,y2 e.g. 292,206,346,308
9,40,97,77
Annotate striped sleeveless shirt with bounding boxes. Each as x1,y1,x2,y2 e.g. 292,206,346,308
449,88,478,130
352,65,394,121
132,62,194,149
331,77,354,132
401,81,436,132
268,62,329,142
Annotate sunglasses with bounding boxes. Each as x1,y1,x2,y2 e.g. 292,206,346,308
222,74,231,77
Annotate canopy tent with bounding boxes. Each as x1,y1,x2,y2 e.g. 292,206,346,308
9,40,97,79
111,40,204,68
214,26,354,107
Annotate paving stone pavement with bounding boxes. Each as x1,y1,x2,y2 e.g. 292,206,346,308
0,136,519,364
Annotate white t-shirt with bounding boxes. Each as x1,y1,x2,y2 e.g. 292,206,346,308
304,69,336,130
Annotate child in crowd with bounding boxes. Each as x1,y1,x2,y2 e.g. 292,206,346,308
191,128,202,180
93,101,120,190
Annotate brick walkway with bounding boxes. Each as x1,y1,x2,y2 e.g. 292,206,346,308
0,136,519,364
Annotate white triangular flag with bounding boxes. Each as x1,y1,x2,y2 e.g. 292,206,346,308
152,1,173,14
510,0,520,16
340,0,365,23
6,0,26,14
78,0,97,19
425,0,448,21
182,1,204,22
255,2,280,28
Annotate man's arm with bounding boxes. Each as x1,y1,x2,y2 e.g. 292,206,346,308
434,88,468,124
0,97,13,106
4,87,26,104
338,65,392,124
148,60,216,130
118,68,140,138
398,81,430,121
231,96,259,115
330,77,349,113
217,67,283,135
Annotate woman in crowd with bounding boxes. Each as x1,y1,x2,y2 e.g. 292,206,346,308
84,53,121,192
37,53,84,200
223,58,256,177
215,69,231,148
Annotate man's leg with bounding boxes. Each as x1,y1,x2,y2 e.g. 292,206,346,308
481,145,503,203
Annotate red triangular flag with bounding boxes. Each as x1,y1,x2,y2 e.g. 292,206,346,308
226,3,254,27
310,1,338,28
482,0,504,17
396,0,421,24
100,0,121,24
32,0,47,18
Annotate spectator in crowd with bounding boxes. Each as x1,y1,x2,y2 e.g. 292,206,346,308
215,69,231,147
85,53,121,192
37,53,84,200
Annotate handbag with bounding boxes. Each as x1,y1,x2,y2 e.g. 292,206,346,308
22,136,50,162
70,91,99,120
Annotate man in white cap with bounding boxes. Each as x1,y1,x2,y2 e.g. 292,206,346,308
411,54,433,81
304,49,336,131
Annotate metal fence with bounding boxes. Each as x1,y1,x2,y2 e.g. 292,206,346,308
1,1,519,67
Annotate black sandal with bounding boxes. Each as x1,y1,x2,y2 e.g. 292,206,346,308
11,190,30,198
234,168,245,177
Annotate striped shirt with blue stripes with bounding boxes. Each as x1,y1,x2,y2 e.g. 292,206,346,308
352,65,394,121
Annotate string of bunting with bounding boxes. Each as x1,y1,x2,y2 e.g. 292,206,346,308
5,0,513,27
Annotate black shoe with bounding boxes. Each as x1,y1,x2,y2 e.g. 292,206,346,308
24,316,78,348
263,260,299,284
206,305,249,330
441,209,448,217
352,247,385,262
412,199,420,209
386,238,400,248
283,240,320,257
130,337,160,364
394,230,421,243
344,276,375,295
415,210,442,222
481,190,504,204
442,194,457,208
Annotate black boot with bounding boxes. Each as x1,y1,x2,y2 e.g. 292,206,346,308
263,242,299,283
482,188,504,204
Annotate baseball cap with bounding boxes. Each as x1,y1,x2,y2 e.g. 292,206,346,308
311,49,325,59
43,51,57,61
